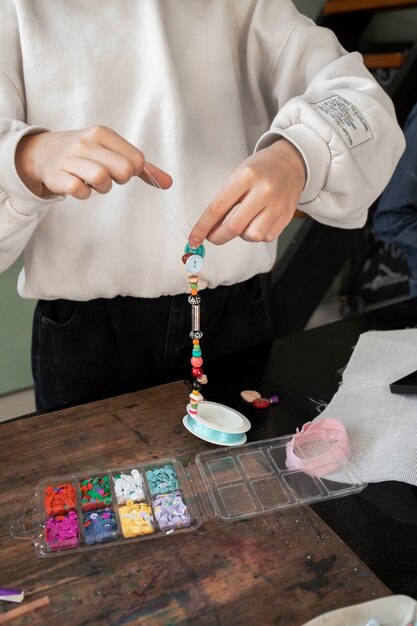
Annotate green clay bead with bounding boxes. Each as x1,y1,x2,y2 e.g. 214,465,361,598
184,243,205,258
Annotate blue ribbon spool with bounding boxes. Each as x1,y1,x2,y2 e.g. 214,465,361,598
185,414,244,445
183,401,251,446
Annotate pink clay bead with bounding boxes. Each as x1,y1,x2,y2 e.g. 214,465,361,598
191,357,203,367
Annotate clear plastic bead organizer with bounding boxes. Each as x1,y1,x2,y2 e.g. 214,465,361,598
12,430,365,557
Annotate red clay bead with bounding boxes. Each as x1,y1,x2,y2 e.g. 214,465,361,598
252,397,271,409
191,367,203,378
182,253,192,264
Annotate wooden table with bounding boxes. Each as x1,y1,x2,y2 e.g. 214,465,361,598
0,381,390,626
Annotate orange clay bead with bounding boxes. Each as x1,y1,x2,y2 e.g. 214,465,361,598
191,289,198,295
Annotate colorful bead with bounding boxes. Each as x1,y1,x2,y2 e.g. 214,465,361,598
184,243,205,258
252,397,271,409
270,394,279,405
189,392,203,404
83,509,118,545
80,475,112,511
197,374,208,384
191,304,200,331
191,356,203,367
185,254,204,273
113,469,146,505
188,275,198,284
44,483,77,517
192,381,202,390
145,465,179,496
188,295,201,305
182,253,192,264
240,390,261,403
118,501,155,537
153,491,191,531
192,349,202,357
45,511,80,552
191,367,203,378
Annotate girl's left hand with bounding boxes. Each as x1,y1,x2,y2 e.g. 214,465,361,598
188,138,306,246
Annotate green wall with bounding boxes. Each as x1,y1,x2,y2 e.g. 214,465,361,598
0,259,35,394
293,0,323,18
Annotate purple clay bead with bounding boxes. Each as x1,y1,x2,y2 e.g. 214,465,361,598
153,491,191,531
269,394,279,405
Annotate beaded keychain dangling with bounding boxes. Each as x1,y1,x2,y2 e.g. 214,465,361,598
142,168,208,414
182,242,207,414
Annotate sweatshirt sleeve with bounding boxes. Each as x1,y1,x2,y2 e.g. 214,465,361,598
0,0,63,274
253,3,405,229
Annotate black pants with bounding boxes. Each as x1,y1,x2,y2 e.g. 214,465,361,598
31,275,274,411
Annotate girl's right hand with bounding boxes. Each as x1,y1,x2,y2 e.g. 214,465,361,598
15,125,172,199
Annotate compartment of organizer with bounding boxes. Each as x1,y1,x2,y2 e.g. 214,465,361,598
207,456,243,486
281,471,324,501
266,442,293,471
237,450,274,479
251,476,290,509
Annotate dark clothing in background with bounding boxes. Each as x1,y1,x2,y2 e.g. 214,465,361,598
374,103,417,298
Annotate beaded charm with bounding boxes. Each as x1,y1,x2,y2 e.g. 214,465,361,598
182,243,208,411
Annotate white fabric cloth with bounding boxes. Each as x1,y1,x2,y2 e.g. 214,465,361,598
302,595,417,626
315,329,417,485
0,0,404,300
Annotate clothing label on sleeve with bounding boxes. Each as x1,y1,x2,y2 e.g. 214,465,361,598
313,95,373,148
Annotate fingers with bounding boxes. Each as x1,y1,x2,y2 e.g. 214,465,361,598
188,173,251,247
204,189,265,245
139,161,173,189
52,157,112,194
18,126,174,200
189,140,306,246
82,126,146,176
46,170,92,200
204,196,295,245
241,206,295,243
74,129,173,193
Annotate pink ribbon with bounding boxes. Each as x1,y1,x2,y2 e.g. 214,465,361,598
285,418,350,477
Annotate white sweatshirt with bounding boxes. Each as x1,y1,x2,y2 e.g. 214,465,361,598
0,0,405,300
